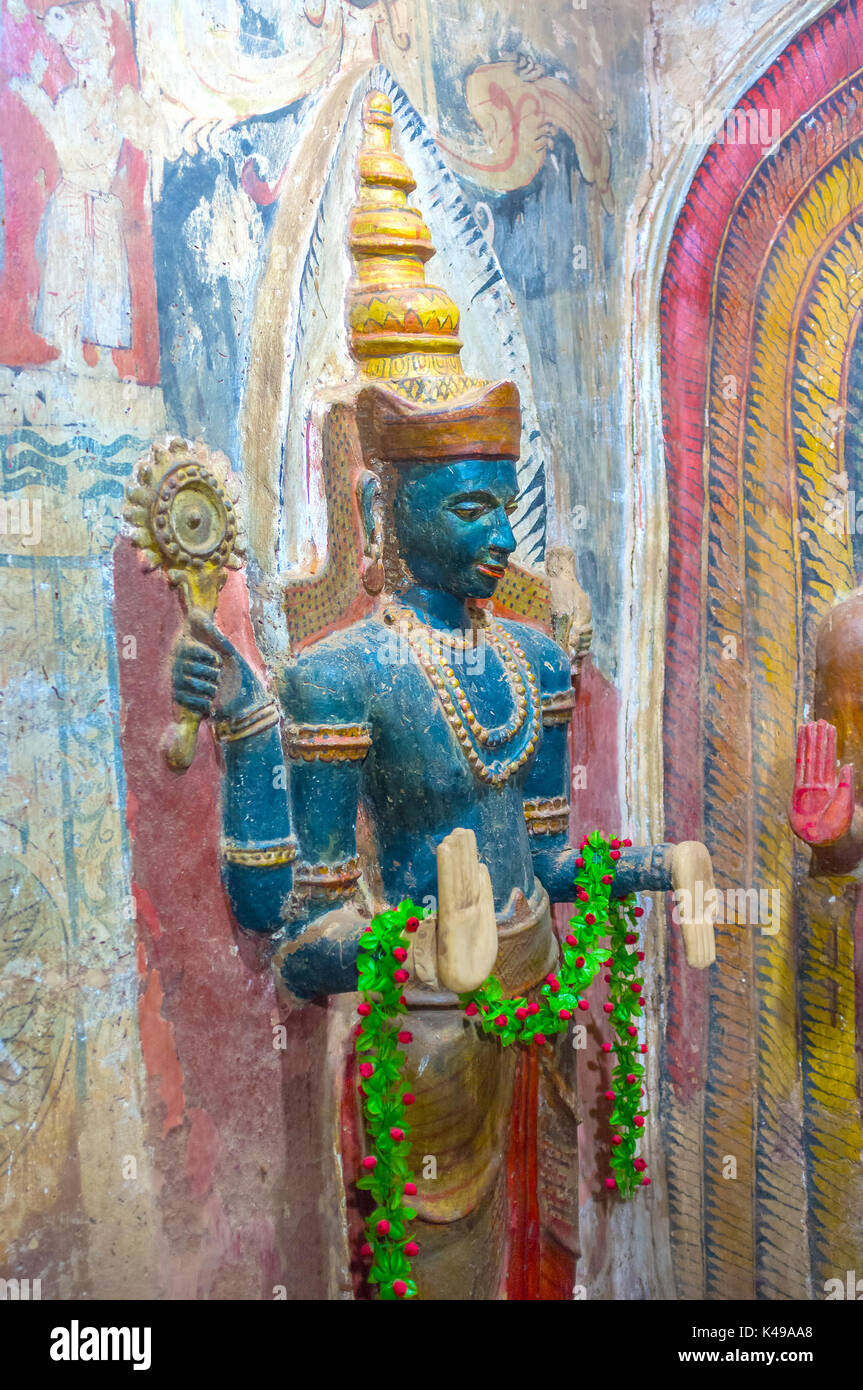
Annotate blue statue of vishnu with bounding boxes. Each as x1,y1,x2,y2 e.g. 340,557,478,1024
172,90,715,1299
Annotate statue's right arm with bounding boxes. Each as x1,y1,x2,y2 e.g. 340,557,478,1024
274,641,373,1000
173,618,372,1000
173,611,295,937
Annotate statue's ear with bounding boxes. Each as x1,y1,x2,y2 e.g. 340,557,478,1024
356,468,385,594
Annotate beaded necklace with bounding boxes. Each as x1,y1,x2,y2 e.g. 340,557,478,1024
383,603,541,788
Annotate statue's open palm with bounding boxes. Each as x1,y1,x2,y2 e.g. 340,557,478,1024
789,719,855,846
435,829,499,994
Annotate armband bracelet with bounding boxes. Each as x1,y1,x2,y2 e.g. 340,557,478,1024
540,688,576,727
221,838,297,868
214,699,280,743
292,855,362,897
286,723,372,762
523,794,570,837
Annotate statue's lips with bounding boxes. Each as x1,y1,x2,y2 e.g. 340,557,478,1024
476,561,507,579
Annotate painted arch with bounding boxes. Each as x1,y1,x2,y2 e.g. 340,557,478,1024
661,0,863,1300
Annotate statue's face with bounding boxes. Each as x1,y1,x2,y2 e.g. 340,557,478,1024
393,458,519,600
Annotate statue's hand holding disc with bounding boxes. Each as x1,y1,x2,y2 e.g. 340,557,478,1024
435,828,498,993
124,438,243,771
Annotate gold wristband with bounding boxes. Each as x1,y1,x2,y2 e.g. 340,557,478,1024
221,839,297,868
214,699,280,743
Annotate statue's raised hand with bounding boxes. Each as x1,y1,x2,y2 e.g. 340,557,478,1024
435,828,498,994
171,609,265,761
789,719,855,846
671,841,717,969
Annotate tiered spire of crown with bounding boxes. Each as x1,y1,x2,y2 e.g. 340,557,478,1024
347,90,472,395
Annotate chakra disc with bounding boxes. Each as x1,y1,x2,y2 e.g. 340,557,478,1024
151,462,236,570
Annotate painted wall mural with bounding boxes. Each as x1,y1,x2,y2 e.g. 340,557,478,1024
1,0,861,1305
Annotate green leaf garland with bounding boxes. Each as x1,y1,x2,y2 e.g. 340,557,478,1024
354,831,649,1299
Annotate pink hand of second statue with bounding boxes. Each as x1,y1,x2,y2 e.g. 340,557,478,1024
789,719,855,845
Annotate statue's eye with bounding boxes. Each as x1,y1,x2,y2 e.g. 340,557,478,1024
450,502,486,520
504,500,519,516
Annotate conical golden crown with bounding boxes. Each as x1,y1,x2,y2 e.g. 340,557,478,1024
348,91,478,400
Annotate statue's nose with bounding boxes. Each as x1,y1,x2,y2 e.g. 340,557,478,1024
490,519,517,556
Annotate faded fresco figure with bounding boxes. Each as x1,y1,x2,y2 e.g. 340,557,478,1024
7,1,170,375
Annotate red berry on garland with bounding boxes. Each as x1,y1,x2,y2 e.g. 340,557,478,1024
604,957,613,966
633,907,644,918
576,887,589,902
627,1073,636,1084
393,969,409,984
642,1177,652,1186
634,1158,647,1172
604,974,611,984
361,1243,373,1258
605,1090,615,1101
603,1003,613,1014
358,1002,371,1016
495,1014,507,1027
627,1025,638,1037
390,1127,405,1141
640,1044,648,1053
575,857,585,868
400,995,408,1006
360,1062,374,1078
397,1031,412,1045
393,947,408,962
355,1025,364,1038
405,1242,419,1257
362,1156,377,1171
559,1009,572,1020
585,913,596,925
362,926,373,934
631,982,642,994
626,932,638,944
637,951,645,961
611,1135,622,1146
566,934,578,947
534,1033,546,1046
578,1000,589,1011
580,836,589,850
403,1092,415,1105
465,1002,478,1017
602,1042,613,1053
357,1086,366,1098
528,1002,540,1016
634,1115,644,1127
406,916,420,933
622,838,632,847
611,838,621,849
393,1279,408,1297
515,1007,528,1020
404,1182,418,1195
610,850,620,861
602,874,613,885
576,956,585,967
605,1178,617,1190
377,1219,390,1237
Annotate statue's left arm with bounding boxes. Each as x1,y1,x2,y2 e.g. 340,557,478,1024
516,624,716,967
